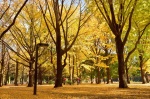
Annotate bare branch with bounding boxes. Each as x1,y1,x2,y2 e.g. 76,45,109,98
125,22,150,63
0,0,29,39
123,0,138,45
39,0,56,45
0,2,11,20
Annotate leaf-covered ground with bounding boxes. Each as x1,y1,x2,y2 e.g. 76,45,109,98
0,83,150,99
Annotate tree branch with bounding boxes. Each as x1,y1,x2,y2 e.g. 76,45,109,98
0,0,29,39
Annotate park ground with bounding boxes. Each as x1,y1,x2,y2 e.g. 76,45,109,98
0,83,150,99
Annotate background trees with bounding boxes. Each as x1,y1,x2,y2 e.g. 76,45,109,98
0,0,150,88
10,0,50,87
0,0,28,87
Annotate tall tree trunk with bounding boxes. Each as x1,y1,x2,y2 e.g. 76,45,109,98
139,55,146,84
28,62,33,87
68,54,72,84
76,55,79,77
0,74,2,87
95,57,101,84
54,0,63,88
79,65,82,82
115,36,128,88
126,66,130,84
4,63,10,85
14,61,19,86
145,72,149,83
140,66,146,84
28,9,34,87
54,61,63,88
124,59,130,84
90,68,93,84
0,40,5,87
21,66,24,85
72,55,75,84
103,48,111,84
106,68,111,84
54,29,63,87
96,67,101,84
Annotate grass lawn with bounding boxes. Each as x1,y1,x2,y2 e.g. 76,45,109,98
0,83,150,99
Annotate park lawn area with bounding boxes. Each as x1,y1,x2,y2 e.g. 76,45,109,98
0,83,150,99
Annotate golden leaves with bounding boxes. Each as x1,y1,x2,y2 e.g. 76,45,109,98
1,84,150,99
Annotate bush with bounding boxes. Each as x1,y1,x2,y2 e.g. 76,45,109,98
48,80,54,84
66,80,72,85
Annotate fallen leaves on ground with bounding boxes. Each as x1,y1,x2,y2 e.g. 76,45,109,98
0,83,150,99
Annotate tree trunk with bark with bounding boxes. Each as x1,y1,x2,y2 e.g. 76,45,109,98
72,56,75,84
53,0,64,88
21,66,24,85
54,64,63,87
126,66,130,84
106,68,111,84
145,72,149,83
69,54,72,85
14,61,19,86
139,55,146,84
0,40,5,87
96,67,101,84
28,62,33,87
54,29,63,87
90,68,93,84
115,36,128,88
0,74,2,87
104,49,111,84
140,66,146,84
4,63,10,85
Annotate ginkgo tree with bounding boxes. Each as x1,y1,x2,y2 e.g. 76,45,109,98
65,40,89,83
79,15,116,84
133,0,150,84
3,0,50,87
39,0,90,88
137,31,150,84
85,0,150,88
123,0,150,84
